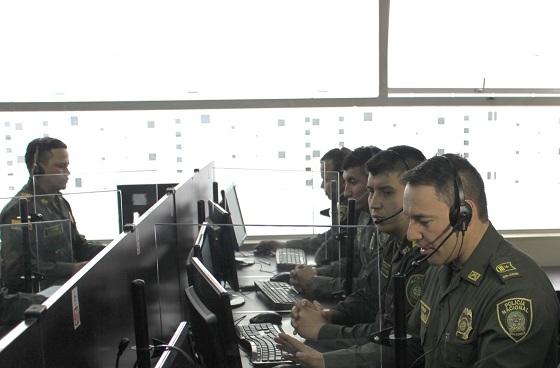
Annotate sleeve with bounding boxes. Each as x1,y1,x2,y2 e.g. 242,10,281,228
330,287,379,326
321,338,424,368
286,228,332,253
318,322,377,348
307,275,362,299
329,253,381,325
470,283,559,368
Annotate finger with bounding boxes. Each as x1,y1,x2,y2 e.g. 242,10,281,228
313,300,324,311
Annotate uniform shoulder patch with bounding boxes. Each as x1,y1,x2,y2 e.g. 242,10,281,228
406,274,424,307
491,259,522,282
496,297,532,342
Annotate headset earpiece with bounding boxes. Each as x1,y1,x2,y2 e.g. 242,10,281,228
31,140,45,176
442,155,472,233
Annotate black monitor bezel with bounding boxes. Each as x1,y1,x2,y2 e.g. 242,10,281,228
185,257,242,368
224,184,247,249
206,200,240,291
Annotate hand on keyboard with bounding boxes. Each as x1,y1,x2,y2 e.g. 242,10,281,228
274,332,326,368
290,299,328,340
289,265,317,293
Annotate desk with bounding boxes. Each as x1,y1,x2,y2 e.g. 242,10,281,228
231,251,329,367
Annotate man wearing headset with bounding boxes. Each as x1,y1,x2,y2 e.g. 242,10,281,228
255,147,353,266
401,153,559,367
277,153,559,367
0,137,103,294
290,146,384,300
279,146,428,368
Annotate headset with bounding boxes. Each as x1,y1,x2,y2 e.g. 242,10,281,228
386,148,410,170
31,139,47,176
373,148,409,224
441,154,472,233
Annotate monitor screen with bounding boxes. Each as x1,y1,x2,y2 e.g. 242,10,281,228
206,201,240,291
193,222,220,277
185,257,242,368
224,185,247,249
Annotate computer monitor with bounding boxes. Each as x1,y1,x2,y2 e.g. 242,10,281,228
224,184,247,249
193,222,220,278
185,257,242,368
207,201,240,290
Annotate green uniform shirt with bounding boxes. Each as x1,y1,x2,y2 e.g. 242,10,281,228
318,237,428,368
0,181,103,293
309,210,377,299
417,223,559,368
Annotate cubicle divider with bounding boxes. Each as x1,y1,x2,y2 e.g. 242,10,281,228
0,163,215,367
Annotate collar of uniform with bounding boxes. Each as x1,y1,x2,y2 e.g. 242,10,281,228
459,223,500,286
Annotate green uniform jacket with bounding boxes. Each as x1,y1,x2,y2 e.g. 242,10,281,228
317,237,428,368
309,210,378,299
415,223,559,368
0,181,103,293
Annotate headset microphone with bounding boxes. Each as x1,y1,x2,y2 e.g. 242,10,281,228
410,226,455,267
373,208,403,224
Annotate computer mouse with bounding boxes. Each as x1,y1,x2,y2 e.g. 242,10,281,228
272,364,299,368
254,244,275,257
249,311,283,325
270,271,291,283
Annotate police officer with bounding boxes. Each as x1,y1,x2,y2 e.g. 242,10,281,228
281,146,429,368
0,137,103,293
255,147,352,266
290,146,381,300
402,154,559,367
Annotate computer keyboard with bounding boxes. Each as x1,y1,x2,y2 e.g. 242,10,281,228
237,323,295,367
276,248,307,270
254,281,300,309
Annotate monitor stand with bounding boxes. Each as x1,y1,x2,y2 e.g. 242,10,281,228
228,291,245,308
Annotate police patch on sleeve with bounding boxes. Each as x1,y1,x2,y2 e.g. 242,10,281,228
406,274,424,307
496,298,533,342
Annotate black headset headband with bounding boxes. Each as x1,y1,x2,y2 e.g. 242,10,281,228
441,154,472,233
386,148,410,170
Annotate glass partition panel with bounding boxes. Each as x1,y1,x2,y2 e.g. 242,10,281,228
0,219,71,294
31,174,123,241
213,168,341,237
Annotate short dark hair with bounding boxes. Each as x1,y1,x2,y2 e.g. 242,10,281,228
25,137,67,174
321,147,352,172
400,153,488,221
366,145,426,176
342,146,382,172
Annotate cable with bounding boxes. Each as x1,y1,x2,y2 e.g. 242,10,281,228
233,315,247,325
115,337,130,368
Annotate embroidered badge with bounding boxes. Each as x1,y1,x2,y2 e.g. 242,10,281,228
496,262,517,273
406,274,425,307
497,298,533,342
420,300,431,325
495,261,520,280
456,307,473,340
467,270,481,282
